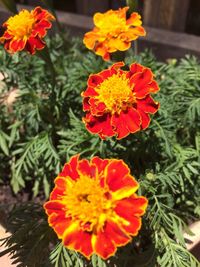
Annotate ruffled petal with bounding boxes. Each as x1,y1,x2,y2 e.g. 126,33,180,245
91,157,109,174
126,12,142,26
115,196,148,217
111,108,141,139
25,35,45,54
103,220,130,246
63,226,93,259
92,230,116,259
130,68,153,92
32,20,52,38
137,109,151,130
9,38,26,53
137,95,159,114
78,159,97,178
105,160,139,199
87,74,103,87
84,113,115,139
59,155,79,180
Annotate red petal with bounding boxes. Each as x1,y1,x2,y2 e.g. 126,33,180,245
115,196,148,217
110,62,124,73
137,109,150,130
82,86,98,97
64,227,93,259
99,69,113,79
33,6,54,21
59,155,79,180
115,201,143,235
91,157,109,174
137,95,159,114
92,230,116,259
105,160,138,193
104,220,130,246
1,31,12,40
78,159,96,178
45,206,72,238
9,39,26,53
89,98,106,115
32,20,52,38
130,68,153,95
87,74,103,87
130,63,144,74
111,108,141,139
44,200,65,216
84,113,115,139
83,97,90,111
25,36,45,54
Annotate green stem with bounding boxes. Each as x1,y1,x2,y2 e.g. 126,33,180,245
36,46,56,90
134,40,138,57
126,0,138,12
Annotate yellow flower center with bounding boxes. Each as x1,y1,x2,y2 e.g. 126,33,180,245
63,175,113,231
98,13,127,36
6,10,36,39
95,73,135,114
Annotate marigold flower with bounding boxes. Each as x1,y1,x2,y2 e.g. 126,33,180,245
44,155,148,259
82,62,160,139
83,7,146,61
0,6,55,54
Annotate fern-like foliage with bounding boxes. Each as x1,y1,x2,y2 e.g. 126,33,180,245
0,35,200,267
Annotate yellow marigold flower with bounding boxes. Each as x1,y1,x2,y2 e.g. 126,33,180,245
44,155,148,260
83,7,146,61
0,7,55,54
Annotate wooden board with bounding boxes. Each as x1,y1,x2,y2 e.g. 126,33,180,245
143,0,190,32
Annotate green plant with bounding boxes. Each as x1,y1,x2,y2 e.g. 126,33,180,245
0,35,200,266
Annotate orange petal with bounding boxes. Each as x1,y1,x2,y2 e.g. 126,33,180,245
83,31,99,49
108,38,131,51
126,12,142,26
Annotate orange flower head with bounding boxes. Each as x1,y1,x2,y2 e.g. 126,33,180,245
83,7,146,61
44,155,148,259
82,62,160,140
0,7,55,54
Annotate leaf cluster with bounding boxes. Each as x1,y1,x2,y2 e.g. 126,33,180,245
0,35,200,266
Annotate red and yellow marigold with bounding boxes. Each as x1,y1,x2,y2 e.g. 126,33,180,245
0,6,55,54
83,7,146,61
44,155,148,259
82,62,160,140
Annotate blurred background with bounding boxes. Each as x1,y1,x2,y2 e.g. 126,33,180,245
15,0,200,36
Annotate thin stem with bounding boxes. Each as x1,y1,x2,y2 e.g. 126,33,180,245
36,46,56,93
134,40,138,57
